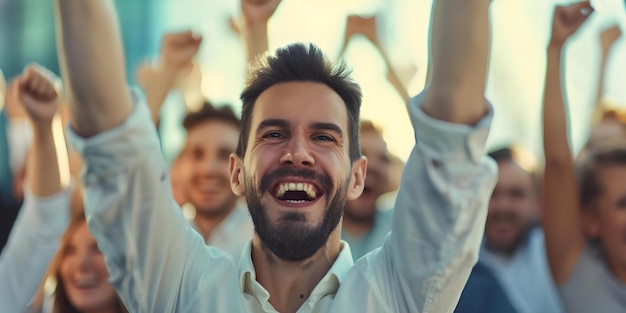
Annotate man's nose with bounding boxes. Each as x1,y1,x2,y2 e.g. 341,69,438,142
280,138,315,167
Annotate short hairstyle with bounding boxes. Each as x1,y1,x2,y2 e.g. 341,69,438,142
237,43,363,162
488,146,538,192
577,141,626,208
183,101,240,131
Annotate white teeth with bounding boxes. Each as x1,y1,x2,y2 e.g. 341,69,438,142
275,182,317,200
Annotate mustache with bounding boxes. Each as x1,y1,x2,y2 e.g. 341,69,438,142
259,167,333,194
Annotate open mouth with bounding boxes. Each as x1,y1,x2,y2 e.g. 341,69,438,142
71,276,100,290
273,181,322,204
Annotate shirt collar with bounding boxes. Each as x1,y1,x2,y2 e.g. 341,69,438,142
185,205,249,243
239,240,355,309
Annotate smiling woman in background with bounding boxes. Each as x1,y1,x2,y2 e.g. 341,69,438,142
32,204,128,313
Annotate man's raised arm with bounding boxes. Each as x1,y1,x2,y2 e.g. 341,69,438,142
54,2,243,312
424,0,490,125
54,0,131,137
353,1,497,312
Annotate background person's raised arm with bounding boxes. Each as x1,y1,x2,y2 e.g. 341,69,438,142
542,1,592,285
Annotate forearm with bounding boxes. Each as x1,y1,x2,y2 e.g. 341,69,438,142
54,0,131,137
541,44,584,285
140,69,178,124
27,116,70,197
425,0,490,125
543,46,572,163
242,24,269,66
595,52,609,105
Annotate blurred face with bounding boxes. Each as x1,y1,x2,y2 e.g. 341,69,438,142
485,161,537,254
345,131,390,221
60,222,117,311
231,82,366,261
587,166,626,274
180,120,240,216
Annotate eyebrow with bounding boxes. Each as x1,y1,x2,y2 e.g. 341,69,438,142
256,119,290,133
256,119,344,139
310,122,343,139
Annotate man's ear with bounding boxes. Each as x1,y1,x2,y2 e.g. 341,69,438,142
229,153,244,196
347,156,367,201
581,205,600,238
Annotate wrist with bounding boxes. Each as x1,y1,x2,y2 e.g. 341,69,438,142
548,40,564,52
31,122,54,139
547,42,564,56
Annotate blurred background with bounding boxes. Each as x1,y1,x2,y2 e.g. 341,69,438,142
1,0,625,163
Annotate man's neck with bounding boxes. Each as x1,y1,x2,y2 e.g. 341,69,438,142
193,207,233,242
342,213,375,238
252,229,342,313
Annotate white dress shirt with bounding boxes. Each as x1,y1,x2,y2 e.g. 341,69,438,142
0,188,71,313
186,205,254,265
68,90,497,313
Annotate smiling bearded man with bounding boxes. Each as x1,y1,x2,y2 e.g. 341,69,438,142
245,166,346,261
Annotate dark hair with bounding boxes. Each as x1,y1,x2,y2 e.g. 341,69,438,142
577,142,626,208
488,146,538,193
237,43,363,162
183,101,240,131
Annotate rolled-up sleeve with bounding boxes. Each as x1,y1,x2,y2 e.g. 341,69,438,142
67,90,241,313
366,91,497,313
0,187,71,312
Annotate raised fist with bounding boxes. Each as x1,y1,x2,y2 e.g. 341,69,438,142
550,1,594,47
17,64,60,126
159,31,202,72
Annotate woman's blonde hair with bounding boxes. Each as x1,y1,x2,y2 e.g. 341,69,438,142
31,186,127,313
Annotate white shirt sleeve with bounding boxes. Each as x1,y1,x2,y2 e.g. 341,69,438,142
0,187,71,312
348,91,497,312
67,91,242,313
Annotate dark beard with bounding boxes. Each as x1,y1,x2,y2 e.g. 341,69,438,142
244,167,347,262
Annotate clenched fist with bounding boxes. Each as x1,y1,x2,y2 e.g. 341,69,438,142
159,31,202,71
17,64,61,126
550,1,594,48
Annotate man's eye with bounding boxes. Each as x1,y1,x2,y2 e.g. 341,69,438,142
314,134,335,142
263,132,285,139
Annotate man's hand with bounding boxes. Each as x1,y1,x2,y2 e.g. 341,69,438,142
600,24,622,55
344,15,379,46
17,64,60,127
159,31,202,73
136,31,203,124
241,0,281,27
550,2,594,48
